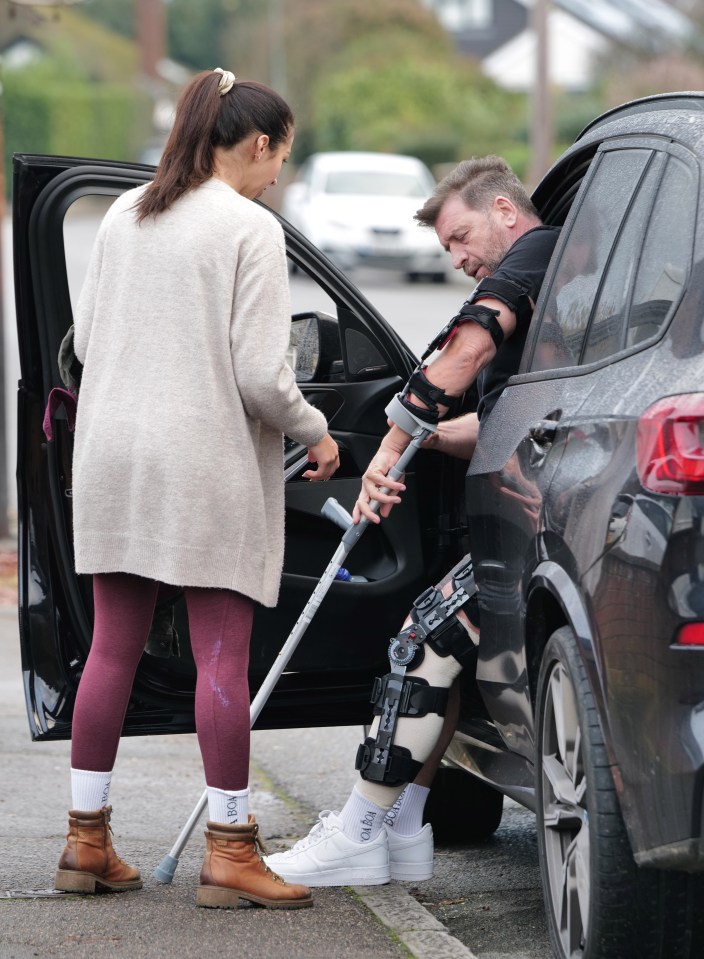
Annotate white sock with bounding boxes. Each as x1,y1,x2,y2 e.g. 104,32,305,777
384,783,430,836
207,786,249,825
339,786,388,843
70,767,113,811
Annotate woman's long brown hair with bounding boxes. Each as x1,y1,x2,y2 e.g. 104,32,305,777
135,71,294,223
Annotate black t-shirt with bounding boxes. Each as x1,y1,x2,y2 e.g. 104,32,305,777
475,225,560,420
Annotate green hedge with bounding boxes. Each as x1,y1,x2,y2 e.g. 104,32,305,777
4,72,153,194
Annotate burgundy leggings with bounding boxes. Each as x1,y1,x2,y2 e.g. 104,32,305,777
70,572,254,790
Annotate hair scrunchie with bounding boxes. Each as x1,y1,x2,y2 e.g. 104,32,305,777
213,67,236,96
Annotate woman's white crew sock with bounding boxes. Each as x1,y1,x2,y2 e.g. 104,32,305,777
207,786,249,825
70,767,113,811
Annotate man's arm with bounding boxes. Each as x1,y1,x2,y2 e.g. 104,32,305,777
354,296,514,523
425,411,479,461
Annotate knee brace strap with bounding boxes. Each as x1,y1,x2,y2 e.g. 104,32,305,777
408,564,478,669
370,674,449,719
355,737,423,787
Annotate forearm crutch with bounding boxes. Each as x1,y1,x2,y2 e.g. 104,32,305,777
153,418,434,883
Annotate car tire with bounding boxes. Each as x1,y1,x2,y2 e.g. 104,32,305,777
423,766,503,844
536,626,704,959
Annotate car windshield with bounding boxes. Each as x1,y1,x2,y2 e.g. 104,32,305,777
324,170,428,198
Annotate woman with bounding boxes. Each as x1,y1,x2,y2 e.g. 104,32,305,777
54,68,339,910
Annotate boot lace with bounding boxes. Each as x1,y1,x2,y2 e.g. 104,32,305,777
252,825,287,885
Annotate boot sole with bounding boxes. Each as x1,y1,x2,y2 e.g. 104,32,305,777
55,869,143,894
196,885,313,910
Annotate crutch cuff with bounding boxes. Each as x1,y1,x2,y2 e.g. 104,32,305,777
385,393,438,436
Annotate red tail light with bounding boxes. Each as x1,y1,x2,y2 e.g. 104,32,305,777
676,624,704,646
637,394,704,495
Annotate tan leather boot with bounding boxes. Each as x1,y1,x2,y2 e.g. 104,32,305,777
196,815,313,909
55,806,142,893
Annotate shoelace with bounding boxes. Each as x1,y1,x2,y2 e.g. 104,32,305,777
277,811,338,857
251,826,287,884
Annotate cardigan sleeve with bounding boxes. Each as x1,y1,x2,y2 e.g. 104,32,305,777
229,219,328,448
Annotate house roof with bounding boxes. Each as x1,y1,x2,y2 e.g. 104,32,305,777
547,0,695,53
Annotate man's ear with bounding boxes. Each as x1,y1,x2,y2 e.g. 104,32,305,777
493,195,518,227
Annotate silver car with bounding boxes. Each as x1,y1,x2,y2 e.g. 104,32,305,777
281,150,450,282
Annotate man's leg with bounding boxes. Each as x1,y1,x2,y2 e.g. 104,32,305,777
265,556,478,885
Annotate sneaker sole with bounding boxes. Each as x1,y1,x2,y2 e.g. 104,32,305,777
272,865,391,887
389,861,434,881
196,885,313,909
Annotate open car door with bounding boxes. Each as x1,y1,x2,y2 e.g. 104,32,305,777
13,154,466,740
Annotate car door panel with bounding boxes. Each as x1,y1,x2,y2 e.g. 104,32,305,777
14,154,433,740
467,373,599,759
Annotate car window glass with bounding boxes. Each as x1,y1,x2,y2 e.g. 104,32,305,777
530,149,653,373
580,157,663,365
63,194,117,312
324,171,428,198
62,192,343,374
625,155,693,349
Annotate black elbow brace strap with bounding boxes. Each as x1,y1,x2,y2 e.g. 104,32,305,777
454,302,504,351
398,366,458,423
473,276,533,327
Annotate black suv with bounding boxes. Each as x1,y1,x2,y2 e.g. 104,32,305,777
13,94,704,959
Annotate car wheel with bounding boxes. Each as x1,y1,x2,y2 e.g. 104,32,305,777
423,766,503,843
536,626,704,959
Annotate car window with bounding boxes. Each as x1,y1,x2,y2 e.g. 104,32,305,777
625,155,693,349
324,171,429,198
580,156,664,365
530,146,696,373
531,148,653,372
63,194,117,312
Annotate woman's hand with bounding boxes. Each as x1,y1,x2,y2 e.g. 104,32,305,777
304,434,340,481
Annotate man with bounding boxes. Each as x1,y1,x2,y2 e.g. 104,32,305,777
265,156,560,886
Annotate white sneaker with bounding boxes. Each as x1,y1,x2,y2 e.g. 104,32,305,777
386,823,434,881
263,810,390,887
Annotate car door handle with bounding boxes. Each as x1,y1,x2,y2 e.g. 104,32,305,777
529,419,559,447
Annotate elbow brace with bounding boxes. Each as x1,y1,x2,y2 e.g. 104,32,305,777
473,275,533,327
387,366,455,429
453,301,503,350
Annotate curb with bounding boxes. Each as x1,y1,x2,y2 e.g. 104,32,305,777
354,884,478,959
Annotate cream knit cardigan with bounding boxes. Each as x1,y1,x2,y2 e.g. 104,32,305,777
71,178,328,607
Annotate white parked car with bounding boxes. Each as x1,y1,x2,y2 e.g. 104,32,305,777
280,151,449,282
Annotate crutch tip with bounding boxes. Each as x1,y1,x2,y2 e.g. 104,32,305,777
153,854,179,884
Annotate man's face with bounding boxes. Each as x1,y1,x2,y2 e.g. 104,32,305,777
434,193,514,280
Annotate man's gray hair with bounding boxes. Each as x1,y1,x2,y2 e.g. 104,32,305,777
415,155,537,227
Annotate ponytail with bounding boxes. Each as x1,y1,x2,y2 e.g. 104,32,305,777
135,71,294,223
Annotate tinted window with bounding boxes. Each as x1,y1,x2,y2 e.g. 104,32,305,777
580,156,664,364
531,149,652,372
531,147,696,373
625,155,693,349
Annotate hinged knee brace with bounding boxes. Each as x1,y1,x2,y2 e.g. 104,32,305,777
355,560,479,787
